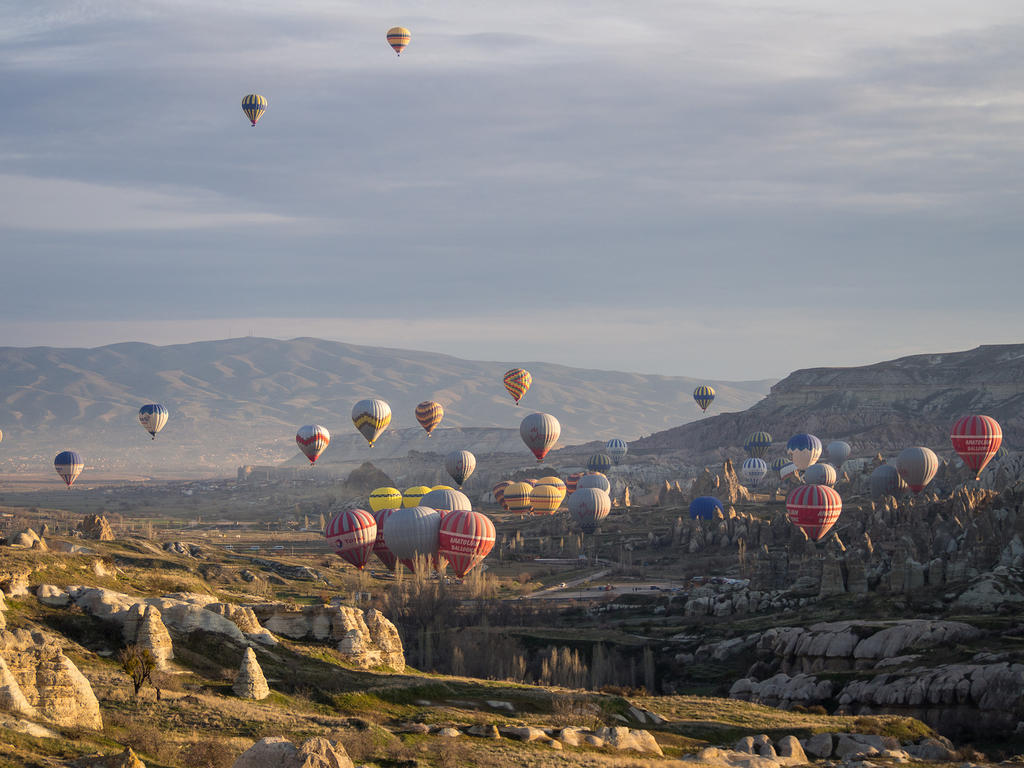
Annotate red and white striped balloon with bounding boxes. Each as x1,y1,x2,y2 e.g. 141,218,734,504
786,484,842,542
325,508,377,570
296,424,330,464
438,509,496,578
372,508,399,570
951,415,1002,479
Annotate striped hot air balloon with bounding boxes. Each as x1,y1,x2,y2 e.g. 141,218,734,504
869,464,907,499
826,441,851,469
769,457,789,474
586,453,613,474
693,385,715,412
569,488,610,534
744,432,773,459
780,462,801,484
503,368,532,405
786,484,842,541
530,484,564,515
951,415,1002,479
370,508,399,570
444,450,476,488
741,458,768,488
492,480,512,509
420,488,472,513
402,485,431,508
803,463,837,487
54,451,83,488
578,472,610,494
352,398,391,446
536,476,566,496
415,401,444,436
241,94,267,126
896,446,939,493
382,506,441,572
138,404,169,439
296,424,330,464
786,433,822,471
439,510,495,578
369,487,403,512
565,472,583,495
503,482,534,514
386,26,411,56
606,438,628,464
520,412,560,462
325,509,377,570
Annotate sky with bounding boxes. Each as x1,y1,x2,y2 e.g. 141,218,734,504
1,1,1022,380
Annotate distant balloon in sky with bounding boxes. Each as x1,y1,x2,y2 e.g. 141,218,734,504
896,446,939,493
520,412,560,462
325,508,377,570
444,450,476,487
693,385,715,412
55,451,83,488
803,462,837,487
387,26,411,56
415,401,444,436
786,433,822,471
504,368,532,405
369,486,403,513
869,464,907,499
826,440,851,468
138,404,168,439
241,94,267,126
741,458,768,488
352,398,391,446
606,438,628,464
296,424,330,464
744,432,773,459
786,484,842,541
950,415,1002,479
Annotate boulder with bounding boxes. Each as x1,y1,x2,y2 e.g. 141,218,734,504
77,515,115,541
72,746,147,768
500,726,547,742
36,584,69,608
10,529,40,548
233,647,269,701
908,738,956,761
775,735,807,765
231,736,353,768
466,724,500,739
804,733,834,758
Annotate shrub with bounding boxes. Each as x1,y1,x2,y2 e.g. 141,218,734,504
180,738,236,768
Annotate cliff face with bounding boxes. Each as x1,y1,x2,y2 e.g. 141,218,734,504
633,344,1024,463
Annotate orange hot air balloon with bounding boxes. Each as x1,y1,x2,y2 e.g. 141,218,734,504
503,368,532,405
415,400,444,436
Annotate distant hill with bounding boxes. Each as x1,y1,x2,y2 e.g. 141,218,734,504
630,344,1024,465
0,337,772,475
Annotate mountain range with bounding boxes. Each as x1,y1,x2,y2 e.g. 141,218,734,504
0,337,772,475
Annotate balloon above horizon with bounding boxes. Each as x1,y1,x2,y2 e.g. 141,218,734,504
786,433,822,471
352,398,391,447
386,26,411,56
241,94,266,126
503,368,532,405
138,404,168,439
693,385,715,412
54,451,83,488
520,412,559,462
296,424,330,464
415,401,444,436
950,415,1002,480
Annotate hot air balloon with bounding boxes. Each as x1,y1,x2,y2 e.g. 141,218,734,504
54,451,83,488
803,463,837,487
415,401,444,436
569,488,610,534
951,415,1002,479
578,472,610,494
439,509,495,578
444,450,476,488
786,433,822,471
530,484,564,515
741,458,768,488
402,485,431,508
492,480,512,509
325,509,377,570
420,488,472,513
769,457,789,474
896,446,939,493
689,496,723,520
520,412,560,462
586,453,613,474
693,385,715,412
503,482,534,514
371,508,399,570
503,368,532,405
387,26,411,56
536,476,566,496
296,424,331,464
241,94,267,126
780,462,800,484
826,440,851,469
431,485,454,492
869,464,907,499
606,438,628,464
565,472,583,495
744,432,773,459
382,506,441,572
370,487,403,512
524,478,538,487
352,399,391,446
138,404,169,439
786,484,842,541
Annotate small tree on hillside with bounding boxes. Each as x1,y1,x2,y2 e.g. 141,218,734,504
119,644,156,697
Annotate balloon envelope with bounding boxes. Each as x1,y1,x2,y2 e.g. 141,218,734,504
369,487,403,512
565,472,583,494
744,432,773,459
606,439,628,464
896,446,939,493
530,484,564,514
371,508,399,570
503,368,532,404
520,413,560,462
536,476,566,495
54,451,83,487
950,415,1002,479
503,482,534,514
296,424,331,464
693,385,715,412
569,488,611,533
439,510,495,578
241,94,267,125
786,484,842,541
578,472,610,494
387,26,411,55
689,496,723,520
352,398,392,446
803,463,837,487
741,458,768,488
420,488,472,513
415,401,444,435
826,441,851,468
382,506,441,571
769,457,790,474
786,433,822,471
780,462,800,483
402,485,431,508
139,404,169,438
325,509,377,570
444,450,476,487
492,480,512,509
586,453,613,474
869,464,907,499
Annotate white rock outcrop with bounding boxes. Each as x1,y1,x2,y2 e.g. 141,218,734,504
233,647,269,701
231,736,353,768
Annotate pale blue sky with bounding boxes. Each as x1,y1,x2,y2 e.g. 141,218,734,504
2,1,1022,379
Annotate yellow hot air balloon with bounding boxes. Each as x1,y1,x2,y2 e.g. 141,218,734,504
387,26,411,56
530,484,564,515
431,484,455,492
241,94,267,126
503,482,534,514
369,486,403,512
403,485,431,508
536,476,566,495
503,368,532,405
